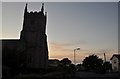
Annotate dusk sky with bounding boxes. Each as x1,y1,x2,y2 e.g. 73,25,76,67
1,2,118,63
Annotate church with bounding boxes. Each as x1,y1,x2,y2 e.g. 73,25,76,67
2,3,48,69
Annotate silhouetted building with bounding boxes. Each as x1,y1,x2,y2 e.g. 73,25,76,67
110,54,120,72
48,59,60,67
2,3,48,69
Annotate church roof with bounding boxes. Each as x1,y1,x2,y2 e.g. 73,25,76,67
2,39,26,52
110,54,120,61
2,39,20,46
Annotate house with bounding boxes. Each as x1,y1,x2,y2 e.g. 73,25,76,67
110,54,120,72
48,59,60,67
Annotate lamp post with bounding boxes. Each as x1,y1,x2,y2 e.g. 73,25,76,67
104,53,106,62
74,48,80,65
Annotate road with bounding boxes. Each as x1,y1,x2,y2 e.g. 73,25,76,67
74,71,120,79
4,71,120,79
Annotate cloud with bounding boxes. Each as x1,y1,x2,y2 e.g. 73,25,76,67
48,41,86,63
49,40,87,47
48,42,72,53
48,40,88,53
48,41,118,64
60,40,87,46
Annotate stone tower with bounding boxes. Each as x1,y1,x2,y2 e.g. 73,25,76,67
20,3,48,69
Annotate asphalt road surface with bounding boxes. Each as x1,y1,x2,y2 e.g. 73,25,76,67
74,71,120,79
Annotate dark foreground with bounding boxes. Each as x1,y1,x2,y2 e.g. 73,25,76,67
2,71,120,79
75,71,120,79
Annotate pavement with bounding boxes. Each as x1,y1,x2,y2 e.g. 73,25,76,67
75,71,120,79
2,71,120,79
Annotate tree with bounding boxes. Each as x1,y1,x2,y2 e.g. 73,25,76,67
60,58,72,66
103,61,112,72
82,54,103,71
59,58,73,74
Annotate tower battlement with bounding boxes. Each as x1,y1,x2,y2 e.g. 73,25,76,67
24,3,45,14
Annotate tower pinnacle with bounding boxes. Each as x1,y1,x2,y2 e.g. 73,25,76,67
24,3,28,14
41,3,44,13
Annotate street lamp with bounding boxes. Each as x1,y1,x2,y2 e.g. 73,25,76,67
74,48,80,65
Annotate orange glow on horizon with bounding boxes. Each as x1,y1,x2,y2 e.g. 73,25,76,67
48,41,118,63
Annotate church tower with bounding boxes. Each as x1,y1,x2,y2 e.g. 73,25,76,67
20,3,48,69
